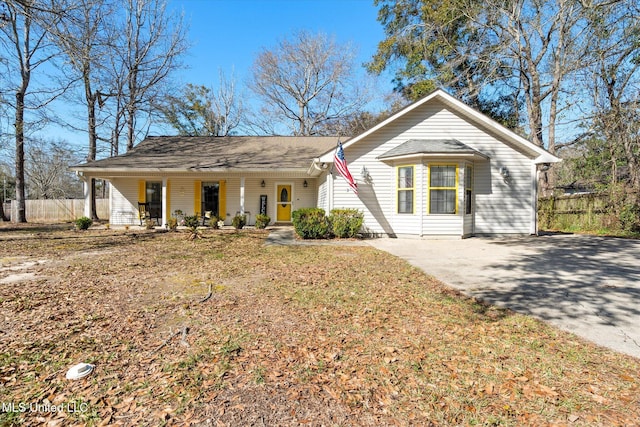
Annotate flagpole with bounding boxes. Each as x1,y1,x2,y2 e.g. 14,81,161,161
330,136,340,176
333,136,358,194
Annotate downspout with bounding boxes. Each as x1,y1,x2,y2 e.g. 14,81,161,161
531,163,538,235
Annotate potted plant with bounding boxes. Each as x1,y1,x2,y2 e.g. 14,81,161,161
232,214,246,229
254,213,270,229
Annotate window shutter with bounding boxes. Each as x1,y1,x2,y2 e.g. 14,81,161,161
219,180,226,222
193,180,201,215
138,180,146,202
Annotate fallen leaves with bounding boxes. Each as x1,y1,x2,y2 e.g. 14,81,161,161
0,227,639,426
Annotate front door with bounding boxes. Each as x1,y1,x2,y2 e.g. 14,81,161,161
202,182,219,217
276,184,292,222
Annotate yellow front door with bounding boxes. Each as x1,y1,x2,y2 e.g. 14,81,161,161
276,184,292,222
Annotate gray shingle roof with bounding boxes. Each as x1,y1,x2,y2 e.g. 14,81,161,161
377,139,489,160
72,136,338,171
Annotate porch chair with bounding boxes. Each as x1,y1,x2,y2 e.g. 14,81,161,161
138,202,151,225
202,210,213,226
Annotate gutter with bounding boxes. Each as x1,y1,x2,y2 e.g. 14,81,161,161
306,158,331,177
69,167,313,174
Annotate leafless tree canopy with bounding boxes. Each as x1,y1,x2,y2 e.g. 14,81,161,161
248,30,369,136
157,70,244,137
0,0,66,222
0,0,188,221
25,138,82,199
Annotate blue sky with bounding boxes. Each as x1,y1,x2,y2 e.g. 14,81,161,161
5,0,396,155
172,0,391,90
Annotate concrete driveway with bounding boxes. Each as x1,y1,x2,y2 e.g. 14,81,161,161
367,234,640,359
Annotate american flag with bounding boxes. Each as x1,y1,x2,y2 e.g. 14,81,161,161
334,142,358,194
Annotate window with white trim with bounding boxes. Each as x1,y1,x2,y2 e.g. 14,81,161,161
397,166,414,214
429,165,457,214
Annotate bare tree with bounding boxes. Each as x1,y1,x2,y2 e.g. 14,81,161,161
53,0,114,219
248,30,369,136
315,93,406,137
210,69,243,136
584,1,640,194
25,138,82,199
158,70,244,136
116,0,188,151
0,0,62,222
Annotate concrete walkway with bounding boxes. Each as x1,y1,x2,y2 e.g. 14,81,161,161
367,234,640,359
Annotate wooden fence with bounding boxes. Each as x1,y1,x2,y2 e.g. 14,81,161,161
3,199,110,222
538,193,618,231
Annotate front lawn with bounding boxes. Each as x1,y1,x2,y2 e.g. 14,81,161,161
0,226,638,425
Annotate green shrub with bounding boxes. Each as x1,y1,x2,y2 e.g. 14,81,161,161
183,215,200,229
619,203,640,232
183,215,201,240
329,208,364,238
167,217,178,231
292,208,330,239
232,214,247,229
254,213,270,229
75,216,93,230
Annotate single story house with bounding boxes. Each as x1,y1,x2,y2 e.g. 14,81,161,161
71,89,560,237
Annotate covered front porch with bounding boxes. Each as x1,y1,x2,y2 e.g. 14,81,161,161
78,172,320,228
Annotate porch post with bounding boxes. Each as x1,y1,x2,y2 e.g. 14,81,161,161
81,174,91,218
240,177,245,215
162,177,168,228
531,163,538,235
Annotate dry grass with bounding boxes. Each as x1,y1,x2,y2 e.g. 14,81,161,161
0,225,638,426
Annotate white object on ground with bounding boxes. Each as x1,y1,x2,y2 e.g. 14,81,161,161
65,363,94,380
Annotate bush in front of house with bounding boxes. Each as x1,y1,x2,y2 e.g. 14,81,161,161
329,208,363,238
292,208,330,239
75,216,93,230
183,215,200,229
254,213,270,229
232,214,247,229
167,217,178,231
183,215,202,240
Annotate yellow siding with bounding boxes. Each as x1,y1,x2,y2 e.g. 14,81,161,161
138,180,145,202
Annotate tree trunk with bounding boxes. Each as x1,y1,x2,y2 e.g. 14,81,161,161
622,134,640,193
86,77,100,220
127,107,135,151
15,90,27,223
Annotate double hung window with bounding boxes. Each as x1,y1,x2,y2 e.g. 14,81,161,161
429,165,457,214
397,166,414,214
